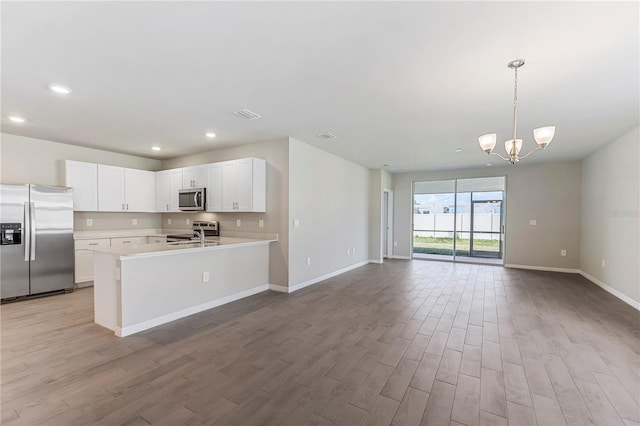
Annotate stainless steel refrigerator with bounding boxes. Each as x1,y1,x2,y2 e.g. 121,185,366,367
1,184,74,300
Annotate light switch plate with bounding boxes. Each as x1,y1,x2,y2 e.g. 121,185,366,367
186,218,190,225
306,257,311,266
258,219,264,228
236,219,241,227
132,218,137,226
294,219,300,228
167,218,172,225
202,272,209,282
560,249,567,257
86,218,93,227
529,219,537,226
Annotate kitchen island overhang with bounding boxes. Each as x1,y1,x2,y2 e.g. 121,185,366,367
92,236,277,337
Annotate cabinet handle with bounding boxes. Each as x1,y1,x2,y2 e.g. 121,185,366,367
126,203,129,210
166,204,169,211
123,241,131,244
122,203,125,210
89,243,98,246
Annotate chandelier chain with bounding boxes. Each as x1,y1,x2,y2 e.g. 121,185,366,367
512,66,518,144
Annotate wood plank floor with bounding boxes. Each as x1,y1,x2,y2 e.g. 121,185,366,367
2,260,639,426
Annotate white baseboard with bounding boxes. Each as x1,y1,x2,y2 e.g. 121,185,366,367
392,255,411,260
504,264,580,273
579,271,640,311
268,284,289,293
117,284,270,337
285,261,370,294
369,259,383,264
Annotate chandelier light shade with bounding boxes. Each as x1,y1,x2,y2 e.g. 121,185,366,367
478,59,556,164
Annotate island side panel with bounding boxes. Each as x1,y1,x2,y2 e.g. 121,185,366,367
93,251,121,333
119,243,270,336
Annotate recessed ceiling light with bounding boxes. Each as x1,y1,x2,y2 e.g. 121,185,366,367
152,146,161,151
49,84,72,94
8,116,26,123
455,148,463,153
205,132,216,138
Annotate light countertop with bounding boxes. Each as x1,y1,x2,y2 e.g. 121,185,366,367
90,235,277,259
73,228,200,240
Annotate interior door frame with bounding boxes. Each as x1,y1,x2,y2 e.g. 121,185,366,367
383,189,393,259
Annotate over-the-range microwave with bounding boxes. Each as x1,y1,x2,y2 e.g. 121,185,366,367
179,188,206,211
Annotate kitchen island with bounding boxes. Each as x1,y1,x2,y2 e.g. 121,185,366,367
92,235,277,337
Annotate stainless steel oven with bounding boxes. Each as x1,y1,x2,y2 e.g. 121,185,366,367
179,188,206,211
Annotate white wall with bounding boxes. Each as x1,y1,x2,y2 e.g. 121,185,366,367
393,161,583,269
289,138,369,288
0,133,161,185
161,138,290,288
581,126,639,305
1,133,162,231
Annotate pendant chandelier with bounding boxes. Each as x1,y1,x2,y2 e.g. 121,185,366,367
478,59,555,164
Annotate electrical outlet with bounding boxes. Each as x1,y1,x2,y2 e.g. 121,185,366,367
529,219,537,226
167,218,172,225
186,218,190,225
202,272,209,282
258,219,264,228
294,219,300,228
236,219,241,227
306,257,311,266
560,249,567,257
132,218,137,226
602,259,606,268
86,218,93,227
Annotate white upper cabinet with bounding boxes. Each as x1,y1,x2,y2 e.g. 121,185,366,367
206,163,223,212
125,168,156,212
97,165,125,212
97,165,155,212
182,166,206,189
220,158,266,212
156,168,183,212
64,160,98,211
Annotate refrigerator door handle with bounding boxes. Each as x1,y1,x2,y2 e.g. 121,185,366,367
30,202,36,261
24,202,30,261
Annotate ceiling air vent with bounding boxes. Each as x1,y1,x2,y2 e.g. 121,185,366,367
318,133,337,140
233,109,262,120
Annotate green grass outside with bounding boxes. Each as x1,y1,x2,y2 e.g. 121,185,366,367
413,236,499,252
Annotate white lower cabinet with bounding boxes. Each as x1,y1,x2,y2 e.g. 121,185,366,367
111,236,146,246
75,236,152,285
74,238,111,284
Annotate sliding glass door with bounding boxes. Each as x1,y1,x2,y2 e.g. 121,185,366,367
413,180,456,261
412,176,506,264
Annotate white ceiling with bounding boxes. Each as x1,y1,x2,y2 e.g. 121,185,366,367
2,2,638,171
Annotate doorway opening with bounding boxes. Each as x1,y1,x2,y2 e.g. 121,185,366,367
412,176,506,265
